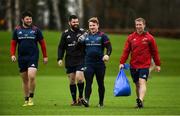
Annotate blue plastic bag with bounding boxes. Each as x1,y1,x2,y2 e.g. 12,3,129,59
114,69,131,96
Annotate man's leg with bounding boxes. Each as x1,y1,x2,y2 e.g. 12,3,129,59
27,67,37,106
135,82,140,99
68,73,77,105
76,71,84,101
136,68,149,108
138,78,147,101
81,66,94,107
20,71,29,106
95,65,105,107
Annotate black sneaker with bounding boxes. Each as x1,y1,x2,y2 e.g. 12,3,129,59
80,98,89,107
136,98,143,108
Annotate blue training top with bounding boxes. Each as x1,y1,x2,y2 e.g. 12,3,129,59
80,31,110,64
12,25,43,61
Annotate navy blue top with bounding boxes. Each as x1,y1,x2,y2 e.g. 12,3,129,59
12,25,43,61
80,31,110,64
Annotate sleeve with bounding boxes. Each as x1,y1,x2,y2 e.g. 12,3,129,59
102,34,112,56
120,37,131,64
39,39,48,58
36,28,44,40
149,37,161,66
36,29,47,58
57,32,66,61
10,30,18,56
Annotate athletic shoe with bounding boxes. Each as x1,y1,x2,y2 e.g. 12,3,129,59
22,100,29,107
77,98,82,106
71,100,79,106
80,98,89,107
97,104,104,108
136,98,143,108
28,97,34,106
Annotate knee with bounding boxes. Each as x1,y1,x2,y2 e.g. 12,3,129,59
28,74,35,82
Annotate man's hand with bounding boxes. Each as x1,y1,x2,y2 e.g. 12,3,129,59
155,66,161,72
58,60,63,66
43,57,48,64
119,64,124,70
11,55,16,62
102,55,109,62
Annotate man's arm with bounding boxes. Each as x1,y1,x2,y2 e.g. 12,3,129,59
39,39,48,64
102,34,112,62
119,37,131,69
57,33,66,66
10,30,18,62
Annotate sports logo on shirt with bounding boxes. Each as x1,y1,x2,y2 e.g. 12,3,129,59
30,30,35,34
67,35,71,39
18,31,22,34
96,37,101,41
133,38,136,41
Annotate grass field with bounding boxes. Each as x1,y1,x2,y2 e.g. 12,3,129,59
0,31,180,115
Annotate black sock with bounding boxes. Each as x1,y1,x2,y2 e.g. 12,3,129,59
77,82,84,98
25,97,29,101
29,93,34,98
70,84,77,102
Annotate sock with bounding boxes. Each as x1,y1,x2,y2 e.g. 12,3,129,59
70,84,77,102
77,82,84,98
25,97,29,101
29,93,34,98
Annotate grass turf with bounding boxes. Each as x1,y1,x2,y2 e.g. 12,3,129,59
0,31,180,114
0,76,180,115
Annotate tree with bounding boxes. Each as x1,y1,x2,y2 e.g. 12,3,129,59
6,0,12,31
51,0,61,30
15,0,20,26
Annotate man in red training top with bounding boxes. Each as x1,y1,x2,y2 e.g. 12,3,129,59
10,11,48,106
119,17,161,108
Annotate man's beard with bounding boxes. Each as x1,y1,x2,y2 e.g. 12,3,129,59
24,23,32,27
71,25,79,31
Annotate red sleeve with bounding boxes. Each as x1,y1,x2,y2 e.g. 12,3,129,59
149,37,161,66
39,39,48,58
120,37,131,64
10,40,17,56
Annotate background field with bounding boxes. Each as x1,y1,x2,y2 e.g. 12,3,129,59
0,31,180,115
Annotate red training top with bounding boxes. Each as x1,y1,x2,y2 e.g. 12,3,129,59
120,32,161,69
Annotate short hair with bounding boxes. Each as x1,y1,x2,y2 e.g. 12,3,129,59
135,17,146,25
68,15,78,21
88,17,99,25
21,11,33,19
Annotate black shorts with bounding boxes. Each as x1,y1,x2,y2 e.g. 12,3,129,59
130,68,149,83
66,64,84,74
18,59,38,72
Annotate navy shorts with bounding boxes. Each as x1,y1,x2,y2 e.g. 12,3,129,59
130,68,149,83
66,64,84,74
18,59,38,72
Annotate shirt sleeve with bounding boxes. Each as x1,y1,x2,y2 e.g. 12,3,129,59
102,34,112,56
149,37,161,66
120,37,131,64
36,28,44,41
57,32,66,61
10,30,18,56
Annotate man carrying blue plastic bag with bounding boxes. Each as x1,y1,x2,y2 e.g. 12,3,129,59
119,18,161,108
114,64,131,96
